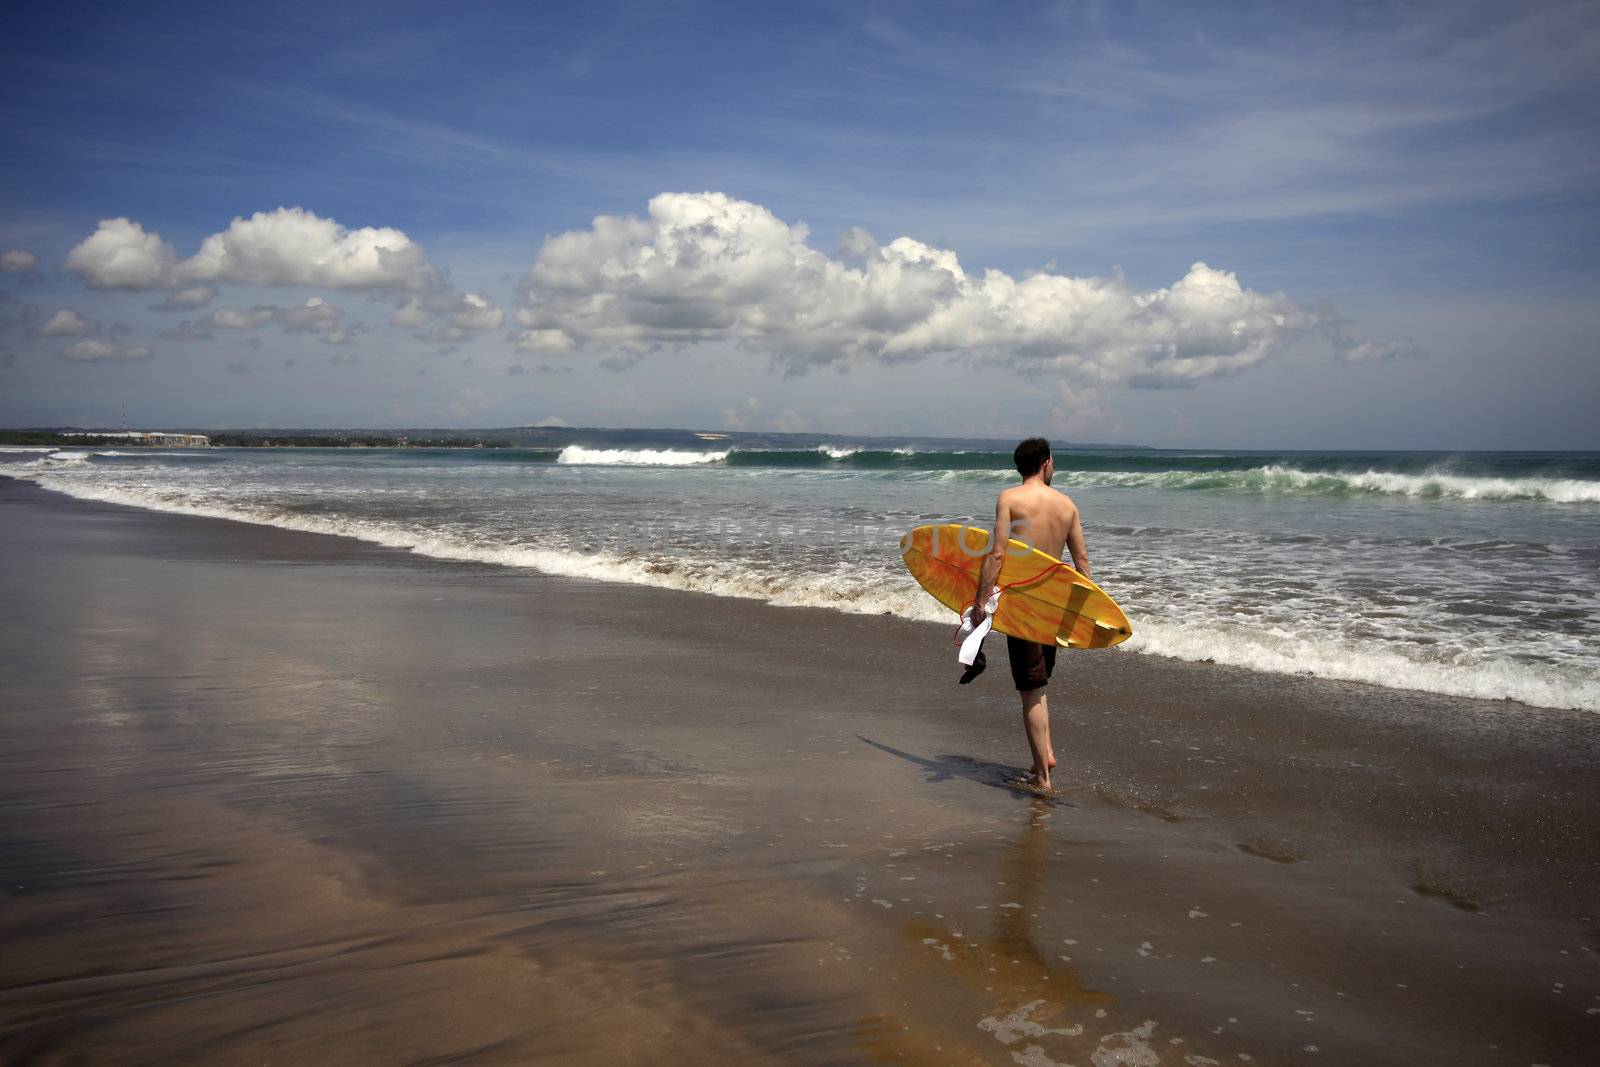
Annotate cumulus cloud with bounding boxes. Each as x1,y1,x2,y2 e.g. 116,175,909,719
159,321,213,342
451,292,503,330
65,218,179,289
276,296,342,334
207,305,275,330
770,408,806,433
515,192,1414,386
390,291,504,334
60,340,152,363
153,286,216,311
66,207,438,292
1,250,38,272
720,396,762,430
202,297,352,343
29,308,97,338
390,299,430,328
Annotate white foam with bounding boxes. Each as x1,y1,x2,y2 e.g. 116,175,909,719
1061,465,1600,505
13,450,93,468
91,449,210,458
556,446,729,466
1126,616,1600,712
817,445,861,459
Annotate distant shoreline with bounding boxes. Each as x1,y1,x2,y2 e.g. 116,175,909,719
0,426,1152,452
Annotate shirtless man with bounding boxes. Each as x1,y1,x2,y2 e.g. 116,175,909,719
970,437,1090,791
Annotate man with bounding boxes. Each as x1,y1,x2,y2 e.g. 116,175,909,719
970,437,1090,792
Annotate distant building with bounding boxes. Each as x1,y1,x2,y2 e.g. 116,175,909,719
64,430,211,447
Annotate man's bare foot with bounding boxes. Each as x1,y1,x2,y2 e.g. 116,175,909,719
1047,753,1056,770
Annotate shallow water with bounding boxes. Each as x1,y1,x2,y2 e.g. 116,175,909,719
4,440,1597,710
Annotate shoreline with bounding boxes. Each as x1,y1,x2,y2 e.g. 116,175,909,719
2,478,1597,1063
8,466,1594,713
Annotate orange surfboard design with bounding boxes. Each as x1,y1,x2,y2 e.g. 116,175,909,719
899,524,1132,649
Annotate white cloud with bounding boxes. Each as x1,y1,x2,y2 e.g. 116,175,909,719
391,291,504,332
65,218,179,289
160,321,213,342
1,249,38,272
1048,382,1124,442
451,292,503,330
719,397,761,430
515,192,1335,385
516,327,574,354
770,408,806,433
202,297,351,343
154,286,216,310
276,296,342,334
207,306,276,329
67,207,438,291
390,298,430,328
60,340,152,363
29,308,96,338
532,415,568,427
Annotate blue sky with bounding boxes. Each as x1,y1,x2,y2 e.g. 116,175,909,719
2,0,1596,448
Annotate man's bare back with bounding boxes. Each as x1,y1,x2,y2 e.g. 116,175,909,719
994,479,1088,578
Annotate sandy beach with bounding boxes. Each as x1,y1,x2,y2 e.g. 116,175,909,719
1,477,1597,1065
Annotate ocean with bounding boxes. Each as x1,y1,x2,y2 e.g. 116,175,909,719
4,436,1597,712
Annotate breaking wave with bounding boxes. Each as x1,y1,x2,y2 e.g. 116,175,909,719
1133,618,1598,712
493,450,1600,503
1060,465,1600,504
557,446,730,466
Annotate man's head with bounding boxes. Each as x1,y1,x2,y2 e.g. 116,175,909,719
1014,437,1052,483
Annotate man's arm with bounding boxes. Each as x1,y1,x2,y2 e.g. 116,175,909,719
1065,507,1090,579
972,494,1011,622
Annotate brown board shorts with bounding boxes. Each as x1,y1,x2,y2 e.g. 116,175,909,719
1006,635,1058,692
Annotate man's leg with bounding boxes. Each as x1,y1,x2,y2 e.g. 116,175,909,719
1007,636,1059,785
1021,687,1053,788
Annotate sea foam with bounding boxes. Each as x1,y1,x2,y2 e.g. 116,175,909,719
557,446,729,466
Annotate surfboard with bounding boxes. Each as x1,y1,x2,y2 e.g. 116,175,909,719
899,524,1133,649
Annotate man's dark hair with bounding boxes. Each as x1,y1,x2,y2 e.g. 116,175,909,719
1014,437,1051,477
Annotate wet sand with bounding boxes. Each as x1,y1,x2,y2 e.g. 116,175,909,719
1,477,1597,1065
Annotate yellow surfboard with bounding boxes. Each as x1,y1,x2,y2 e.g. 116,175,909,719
899,524,1133,649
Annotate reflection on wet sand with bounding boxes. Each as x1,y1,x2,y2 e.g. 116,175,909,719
864,799,1201,1067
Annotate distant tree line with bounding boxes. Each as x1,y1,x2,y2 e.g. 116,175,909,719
0,431,135,447
0,430,512,448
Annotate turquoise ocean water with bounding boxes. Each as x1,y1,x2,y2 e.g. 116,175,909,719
5,438,1597,711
